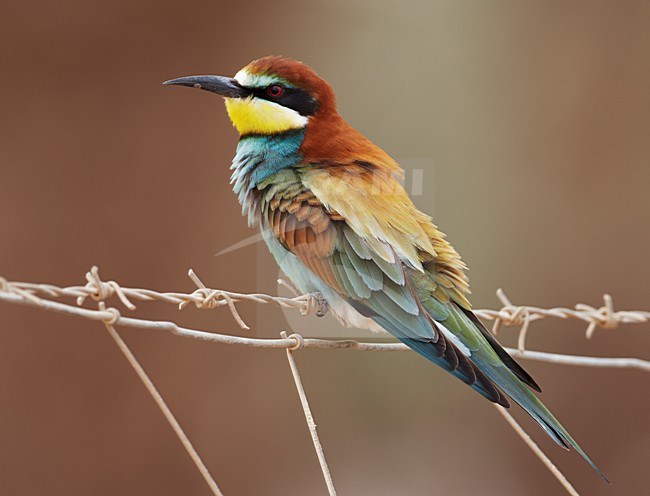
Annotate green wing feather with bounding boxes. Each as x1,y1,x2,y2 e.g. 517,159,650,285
410,265,608,481
265,191,509,405
261,178,607,481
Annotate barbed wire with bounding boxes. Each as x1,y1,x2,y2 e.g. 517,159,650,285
1,266,648,366
1,266,648,496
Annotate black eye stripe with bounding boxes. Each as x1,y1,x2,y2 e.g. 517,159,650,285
251,85,318,117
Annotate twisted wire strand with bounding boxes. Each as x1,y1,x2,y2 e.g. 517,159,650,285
1,266,648,342
0,266,648,371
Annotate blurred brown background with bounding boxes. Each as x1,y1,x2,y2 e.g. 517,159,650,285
1,1,648,495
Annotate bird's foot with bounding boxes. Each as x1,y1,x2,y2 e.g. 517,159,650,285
310,291,329,317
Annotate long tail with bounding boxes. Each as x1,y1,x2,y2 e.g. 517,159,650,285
457,307,610,482
394,302,610,482
354,267,609,481
401,329,609,482
478,357,610,483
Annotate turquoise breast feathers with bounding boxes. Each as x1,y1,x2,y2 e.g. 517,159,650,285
230,129,305,226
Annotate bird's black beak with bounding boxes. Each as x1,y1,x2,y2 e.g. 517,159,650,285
163,75,250,98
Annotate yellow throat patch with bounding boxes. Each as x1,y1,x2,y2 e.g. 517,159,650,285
225,97,308,135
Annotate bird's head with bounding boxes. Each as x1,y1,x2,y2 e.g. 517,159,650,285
164,56,337,136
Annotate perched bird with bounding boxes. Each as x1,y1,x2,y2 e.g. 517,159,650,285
165,56,606,480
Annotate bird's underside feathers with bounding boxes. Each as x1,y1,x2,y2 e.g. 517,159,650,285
254,161,546,407
254,163,608,478
250,154,607,480
227,124,606,481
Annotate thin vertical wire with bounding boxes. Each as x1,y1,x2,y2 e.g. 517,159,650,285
103,319,224,496
494,405,579,496
281,332,337,496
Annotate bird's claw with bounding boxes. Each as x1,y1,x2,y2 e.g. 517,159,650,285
311,291,329,317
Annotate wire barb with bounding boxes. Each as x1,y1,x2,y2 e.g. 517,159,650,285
0,267,648,370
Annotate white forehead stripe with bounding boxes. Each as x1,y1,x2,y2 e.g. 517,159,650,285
234,69,283,89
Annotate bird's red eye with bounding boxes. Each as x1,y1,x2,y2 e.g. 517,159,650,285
267,84,284,98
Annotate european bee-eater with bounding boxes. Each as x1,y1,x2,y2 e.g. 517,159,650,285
165,56,606,480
